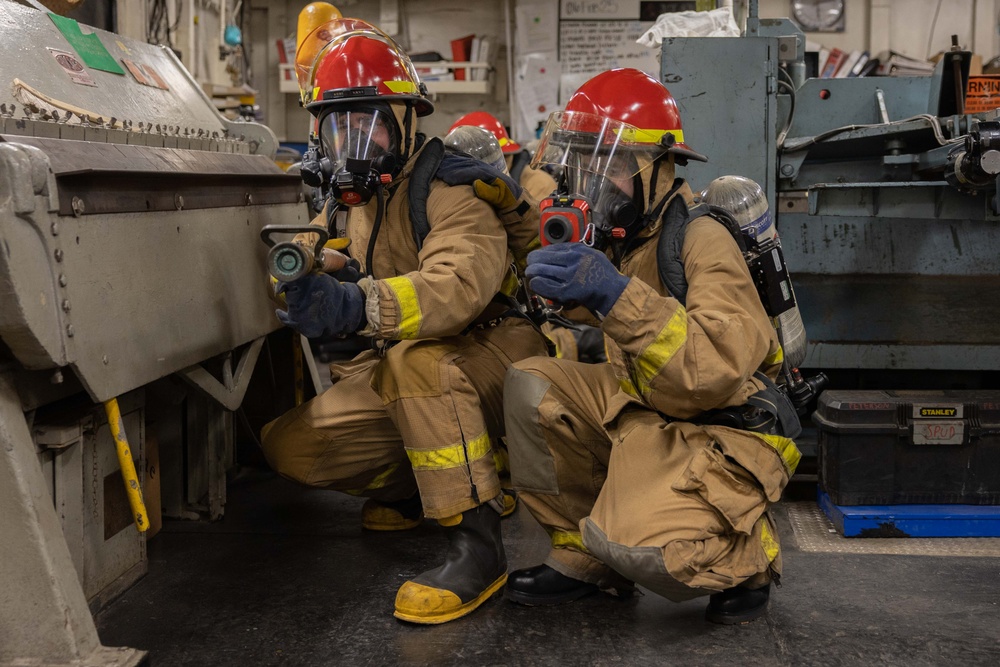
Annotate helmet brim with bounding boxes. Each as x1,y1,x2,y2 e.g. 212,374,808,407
669,143,708,164
306,93,434,117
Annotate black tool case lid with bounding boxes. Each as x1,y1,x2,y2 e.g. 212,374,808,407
814,390,1000,434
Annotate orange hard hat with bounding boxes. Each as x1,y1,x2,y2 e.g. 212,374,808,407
449,111,521,154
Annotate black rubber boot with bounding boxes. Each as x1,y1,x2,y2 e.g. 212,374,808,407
393,503,507,624
505,564,599,606
705,583,771,625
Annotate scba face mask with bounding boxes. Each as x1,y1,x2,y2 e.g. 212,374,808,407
534,111,666,247
319,105,400,206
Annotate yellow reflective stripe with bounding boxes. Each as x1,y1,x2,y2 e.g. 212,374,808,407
764,345,784,366
618,375,639,397
633,306,687,394
498,136,513,147
311,86,320,101
513,236,541,265
406,431,492,471
614,127,684,145
383,276,422,339
365,463,398,491
500,267,519,296
493,447,509,474
752,433,802,475
342,463,400,495
760,517,779,562
384,80,417,94
324,238,351,251
551,529,588,552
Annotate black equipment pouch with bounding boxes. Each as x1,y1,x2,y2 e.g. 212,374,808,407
698,372,802,439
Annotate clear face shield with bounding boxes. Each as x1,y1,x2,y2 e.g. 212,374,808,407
319,106,399,174
316,106,400,206
533,111,668,244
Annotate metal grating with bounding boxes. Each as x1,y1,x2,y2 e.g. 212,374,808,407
785,501,1000,557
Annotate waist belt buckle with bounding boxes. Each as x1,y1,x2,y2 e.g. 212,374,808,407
741,406,776,434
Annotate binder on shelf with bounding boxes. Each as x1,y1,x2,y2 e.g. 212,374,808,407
857,57,880,77
847,51,870,77
450,34,475,81
817,47,830,77
875,50,934,77
820,47,845,78
474,36,493,81
835,50,862,78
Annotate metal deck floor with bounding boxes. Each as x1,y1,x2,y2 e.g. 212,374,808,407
95,474,1000,666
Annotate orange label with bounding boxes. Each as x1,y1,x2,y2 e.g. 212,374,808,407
965,75,1000,114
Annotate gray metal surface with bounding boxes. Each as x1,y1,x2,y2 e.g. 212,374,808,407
2,135,300,216
34,393,147,605
787,78,935,137
0,6,304,662
0,138,307,402
780,213,1000,275
0,1,276,157
661,22,1000,372
786,501,1000,556
178,338,264,412
661,36,777,207
0,374,147,666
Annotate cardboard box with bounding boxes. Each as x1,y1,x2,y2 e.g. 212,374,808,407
930,51,982,75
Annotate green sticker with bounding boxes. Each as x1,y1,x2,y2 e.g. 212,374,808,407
48,13,125,75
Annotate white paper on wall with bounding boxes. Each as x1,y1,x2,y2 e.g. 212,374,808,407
516,53,561,139
515,2,558,54
558,20,659,102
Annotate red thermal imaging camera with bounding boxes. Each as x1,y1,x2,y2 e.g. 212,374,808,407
540,196,591,246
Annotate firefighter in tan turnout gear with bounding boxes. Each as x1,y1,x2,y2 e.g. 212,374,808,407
449,111,557,203
261,19,548,624
503,68,802,624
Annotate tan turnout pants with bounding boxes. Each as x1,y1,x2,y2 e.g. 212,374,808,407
504,357,783,601
262,319,548,519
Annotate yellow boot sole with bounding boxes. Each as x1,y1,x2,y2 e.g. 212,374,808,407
393,573,508,624
361,500,423,531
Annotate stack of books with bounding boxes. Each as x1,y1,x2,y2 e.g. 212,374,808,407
817,47,879,78
875,50,935,77
449,34,494,81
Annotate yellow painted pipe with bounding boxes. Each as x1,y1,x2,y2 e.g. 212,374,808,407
104,398,148,533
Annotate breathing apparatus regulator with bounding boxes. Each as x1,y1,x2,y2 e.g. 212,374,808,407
315,104,401,207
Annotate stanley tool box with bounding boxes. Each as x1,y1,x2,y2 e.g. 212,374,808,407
814,391,1000,505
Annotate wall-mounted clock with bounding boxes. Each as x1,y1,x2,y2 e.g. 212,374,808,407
790,0,846,33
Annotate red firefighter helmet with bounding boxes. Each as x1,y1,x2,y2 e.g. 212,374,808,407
449,111,521,154
563,68,706,163
302,22,433,117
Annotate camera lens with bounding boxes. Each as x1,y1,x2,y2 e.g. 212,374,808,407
543,215,571,244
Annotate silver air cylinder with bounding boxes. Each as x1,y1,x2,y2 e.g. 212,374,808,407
703,175,808,369
444,125,508,173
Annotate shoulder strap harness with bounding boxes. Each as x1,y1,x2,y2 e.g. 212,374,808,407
654,189,801,439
